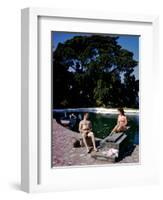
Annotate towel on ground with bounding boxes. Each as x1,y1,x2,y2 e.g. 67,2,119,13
102,148,119,158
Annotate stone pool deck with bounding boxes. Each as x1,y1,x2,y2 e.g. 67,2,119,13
52,119,139,167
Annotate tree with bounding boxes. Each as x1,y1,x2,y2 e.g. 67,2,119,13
53,35,139,108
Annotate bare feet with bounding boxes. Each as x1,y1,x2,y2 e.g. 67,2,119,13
86,148,90,153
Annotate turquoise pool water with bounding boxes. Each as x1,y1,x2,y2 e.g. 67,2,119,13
54,112,139,145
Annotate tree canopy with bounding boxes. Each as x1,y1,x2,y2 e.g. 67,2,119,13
53,35,139,109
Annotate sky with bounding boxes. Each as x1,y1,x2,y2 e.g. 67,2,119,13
52,32,139,80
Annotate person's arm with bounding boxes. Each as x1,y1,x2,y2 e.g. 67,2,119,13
89,121,92,131
79,121,83,133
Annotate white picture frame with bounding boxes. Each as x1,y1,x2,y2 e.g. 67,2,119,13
21,7,159,193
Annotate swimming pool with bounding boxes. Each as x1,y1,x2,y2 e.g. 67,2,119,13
53,111,139,145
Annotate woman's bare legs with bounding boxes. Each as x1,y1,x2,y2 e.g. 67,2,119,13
116,126,126,132
111,124,118,133
112,125,126,133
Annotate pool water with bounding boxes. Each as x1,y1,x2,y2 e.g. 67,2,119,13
88,113,139,145
54,112,139,145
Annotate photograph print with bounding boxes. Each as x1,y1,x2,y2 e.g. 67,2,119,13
52,31,139,167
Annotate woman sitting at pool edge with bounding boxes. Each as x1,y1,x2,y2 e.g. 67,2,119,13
111,108,128,133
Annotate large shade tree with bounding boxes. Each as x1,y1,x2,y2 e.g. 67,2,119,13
53,35,139,108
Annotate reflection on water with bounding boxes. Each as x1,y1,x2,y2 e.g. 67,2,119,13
53,112,139,145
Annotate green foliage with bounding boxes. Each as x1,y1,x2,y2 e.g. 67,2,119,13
53,35,139,108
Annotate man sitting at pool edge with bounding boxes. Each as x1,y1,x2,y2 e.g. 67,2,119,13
79,112,97,153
